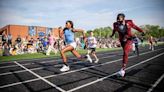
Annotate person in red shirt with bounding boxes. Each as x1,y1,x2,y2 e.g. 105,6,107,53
110,13,145,77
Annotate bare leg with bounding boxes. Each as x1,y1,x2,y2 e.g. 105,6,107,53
60,45,74,65
71,49,81,58
91,52,98,60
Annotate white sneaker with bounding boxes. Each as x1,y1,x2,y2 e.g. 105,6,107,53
118,69,125,77
86,55,92,63
152,47,154,51
94,59,99,63
60,65,70,72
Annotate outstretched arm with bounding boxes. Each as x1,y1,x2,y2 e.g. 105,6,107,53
110,23,116,37
72,29,86,38
59,28,64,39
130,20,144,33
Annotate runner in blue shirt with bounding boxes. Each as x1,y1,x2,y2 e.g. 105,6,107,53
59,20,92,72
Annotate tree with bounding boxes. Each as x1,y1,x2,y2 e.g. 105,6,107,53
139,25,164,39
75,25,164,39
88,26,113,38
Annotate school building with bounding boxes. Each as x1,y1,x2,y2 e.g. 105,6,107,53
0,24,60,42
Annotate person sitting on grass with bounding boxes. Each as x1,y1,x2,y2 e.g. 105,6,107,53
2,42,11,56
11,47,17,56
0,42,2,52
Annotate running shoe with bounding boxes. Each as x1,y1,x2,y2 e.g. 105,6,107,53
60,65,70,72
94,59,99,63
118,69,125,77
152,47,154,51
86,54,92,63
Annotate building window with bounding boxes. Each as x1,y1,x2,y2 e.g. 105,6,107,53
29,26,36,36
46,28,52,36
38,31,45,37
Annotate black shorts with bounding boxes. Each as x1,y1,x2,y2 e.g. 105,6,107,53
88,48,96,53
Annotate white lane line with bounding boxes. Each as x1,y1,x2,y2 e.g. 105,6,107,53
0,59,59,69
0,51,118,69
147,73,164,92
0,51,117,64
67,52,164,92
0,55,116,76
0,63,31,69
14,61,66,92
0,47,157,76
0,48,163,89
0,48,154,74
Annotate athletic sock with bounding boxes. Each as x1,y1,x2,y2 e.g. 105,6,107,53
78,56,87,60
63,62,68,66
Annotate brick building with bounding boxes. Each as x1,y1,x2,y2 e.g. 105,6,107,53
0,25,60,42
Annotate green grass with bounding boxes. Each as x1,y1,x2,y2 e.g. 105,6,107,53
0,48,121,62
1,41,163,62
0,50,2,56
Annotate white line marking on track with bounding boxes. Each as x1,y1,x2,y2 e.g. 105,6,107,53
147,73,164,92
0,48,163,89
0,51,118,64
14,61,66,92
66,52,164,92
0,55,116,76
0,51,118,69
0,48,157,75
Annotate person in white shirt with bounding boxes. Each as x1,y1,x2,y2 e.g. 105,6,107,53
132,34,140,56
86,31,99,63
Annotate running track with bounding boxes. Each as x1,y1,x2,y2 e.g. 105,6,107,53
0,45,163,92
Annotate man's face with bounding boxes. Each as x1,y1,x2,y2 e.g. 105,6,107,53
118,16,124,21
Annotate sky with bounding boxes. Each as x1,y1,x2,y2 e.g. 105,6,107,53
0,0,164,30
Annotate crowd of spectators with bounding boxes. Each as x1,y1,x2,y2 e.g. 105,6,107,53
0,33,123,56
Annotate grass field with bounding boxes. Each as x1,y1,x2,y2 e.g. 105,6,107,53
0,41,163,62
0,48,121,62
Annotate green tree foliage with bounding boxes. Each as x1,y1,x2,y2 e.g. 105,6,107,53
75,25,164,39
139,25,164,38
88,26,113,38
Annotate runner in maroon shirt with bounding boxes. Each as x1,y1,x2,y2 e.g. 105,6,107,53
110,13,145,77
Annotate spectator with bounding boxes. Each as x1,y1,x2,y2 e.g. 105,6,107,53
16,35,21,44
42,36,48,53
0,42,2,51
16,35,22,48
10,46,17,56
2,42,11,56
8,34,12,45
2,33,7,46
46,33,57,55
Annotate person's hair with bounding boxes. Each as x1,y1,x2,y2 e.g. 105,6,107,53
58,26,62,30
66,20,74,28
89,31,93,34
63,20,74,32
117,13,125,21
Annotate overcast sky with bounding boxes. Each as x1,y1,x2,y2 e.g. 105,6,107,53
0,0,164,30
